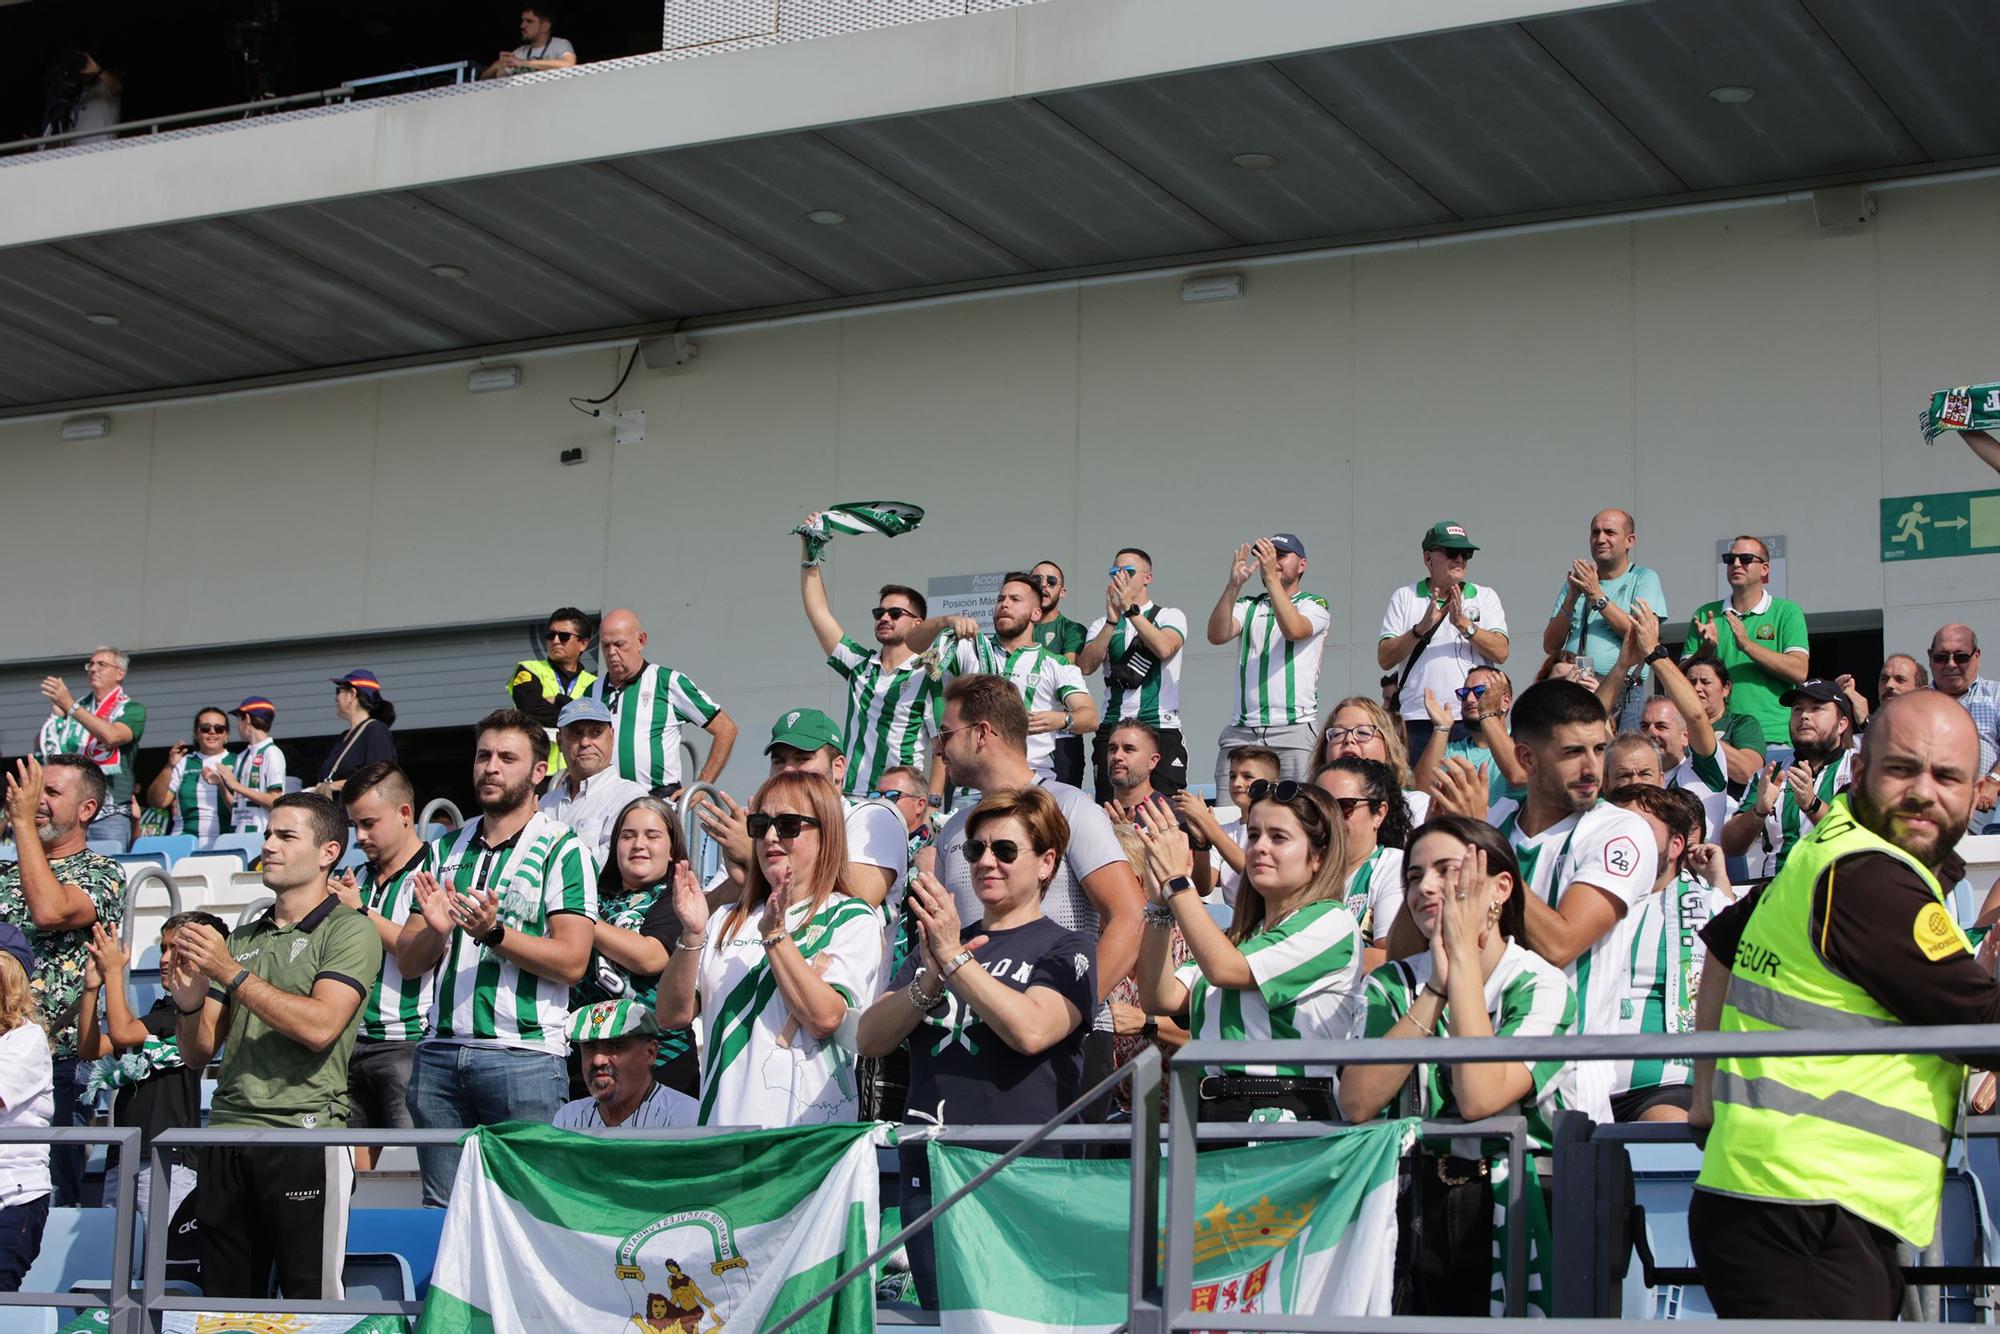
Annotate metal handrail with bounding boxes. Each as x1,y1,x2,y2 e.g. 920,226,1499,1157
0,1127,141,1333
418,796,464,832
1159,1027,2000,1334
119,864,181,948
3,86,357,155
675,780,726,869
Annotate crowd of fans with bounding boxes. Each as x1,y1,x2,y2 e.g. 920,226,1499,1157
5,496,2000,1313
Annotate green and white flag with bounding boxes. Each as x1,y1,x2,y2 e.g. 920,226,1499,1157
793,501,926,565
419,1122,880,1334
931,1120,1415,1333
1921,381,2000,441
59,1314,408,1333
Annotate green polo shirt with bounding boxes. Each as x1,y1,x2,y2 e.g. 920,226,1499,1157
209,893,383,1129
1715,710,1767,760
1033,613,1086,661
1679,594,1808,742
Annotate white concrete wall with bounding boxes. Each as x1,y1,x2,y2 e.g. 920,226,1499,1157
8,175,1998,797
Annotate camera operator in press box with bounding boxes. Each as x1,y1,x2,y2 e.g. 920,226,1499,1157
39,50,120,144
1079,550,1189,803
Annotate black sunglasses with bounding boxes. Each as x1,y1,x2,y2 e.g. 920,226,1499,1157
1719,552,1766,567
196,723,229,734
872,607,916,622
1932,651,1975,665
963,837,1024,864
746,813,822,839
1454,683,1489,700
1032,573,1061,586
1330,795,1379,815
1247,779,1308,804
545,629,582,643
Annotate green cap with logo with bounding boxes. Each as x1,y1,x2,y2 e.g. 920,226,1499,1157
765,707,844,755
1421,521,1480,553
565,999,659,1042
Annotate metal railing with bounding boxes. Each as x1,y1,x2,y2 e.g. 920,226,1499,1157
3,87,361,156
0,1127,141,1331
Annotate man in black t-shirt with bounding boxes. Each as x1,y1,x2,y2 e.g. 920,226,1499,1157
1030,561,1088,785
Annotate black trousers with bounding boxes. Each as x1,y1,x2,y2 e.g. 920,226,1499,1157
195,1145,347,1299
1688,1189,1904,1320
1051,735,1085,788
1091,726,1188,803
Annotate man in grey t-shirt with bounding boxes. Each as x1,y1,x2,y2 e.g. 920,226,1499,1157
483,6,577,78
931,674,1143,1118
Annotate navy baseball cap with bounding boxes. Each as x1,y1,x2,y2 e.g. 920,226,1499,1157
1268,533,1307,558
330,669,382,697
0,924,32,979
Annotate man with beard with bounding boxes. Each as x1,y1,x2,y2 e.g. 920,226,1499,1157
1692,691,2000,1319
800,546,941,798
0,756,123,1205
908,573,1098,781
552,1001,695,1130
1079,548,1189,802
1029,560,1090,786
398,709,595,1206
1478,680,1657,1119
1719,680,1856,877
1100,721,1169,823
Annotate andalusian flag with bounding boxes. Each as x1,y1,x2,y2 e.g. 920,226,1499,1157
418,1123,880,1334
793,501,926,565
58,1316,407,1333
931,1121,1415,1333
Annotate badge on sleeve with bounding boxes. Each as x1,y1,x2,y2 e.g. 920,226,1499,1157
1913,903,1964,962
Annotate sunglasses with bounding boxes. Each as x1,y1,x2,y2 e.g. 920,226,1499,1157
1932,651,1975,665
963,837,1025,864
1323,725,1382,745
1247,779,1308,804
1032,573,1061,586
1454,683,1489,700
746,813,822,840
196,723,229,734
1719,553,1766,567
870,789,925,804
545,629,582,643
1330,796,1379,816
1108,565,1139,578
872,607,916,622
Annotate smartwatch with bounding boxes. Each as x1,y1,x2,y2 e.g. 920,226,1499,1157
1644,644,1674,665
1162,875,1196,898
225,967,250,997
480,924,507,950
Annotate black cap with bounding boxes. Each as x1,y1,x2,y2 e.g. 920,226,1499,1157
1781,678,1856,726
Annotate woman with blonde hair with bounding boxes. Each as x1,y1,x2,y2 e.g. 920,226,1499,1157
1134,783,1366,1121
1318,695,1431,825
659,771,883,1127
0,927,52,1291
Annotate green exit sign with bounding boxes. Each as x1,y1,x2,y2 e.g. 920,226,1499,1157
1881,488,2000,561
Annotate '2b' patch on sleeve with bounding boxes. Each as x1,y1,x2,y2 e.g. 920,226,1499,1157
1913,903,1965,962
1602,835,1641,880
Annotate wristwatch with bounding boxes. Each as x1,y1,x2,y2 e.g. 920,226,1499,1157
480,924,507,950
940,949,976,980
224,967,250,997
1121,605,1140,620
1644,644,1673,665
1162,874,1195,897
1141,1017,1159,1040
1588,595,1610,613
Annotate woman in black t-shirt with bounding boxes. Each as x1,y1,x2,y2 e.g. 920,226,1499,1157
315,669,398,796
858,786,1097,1310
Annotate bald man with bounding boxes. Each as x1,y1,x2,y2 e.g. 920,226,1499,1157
584,610,736,796
1927,623,2000,819
1543,508,1667,733
1690,691,2000,1319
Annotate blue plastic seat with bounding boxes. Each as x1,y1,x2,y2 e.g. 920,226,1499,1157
335,846,367,871
17,1207,116,1306
129,834,196,866
204,832,264,867
347,1208,446,1291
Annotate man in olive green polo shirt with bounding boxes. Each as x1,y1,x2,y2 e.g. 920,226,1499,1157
1680,535,1808,751
168,792,382,1299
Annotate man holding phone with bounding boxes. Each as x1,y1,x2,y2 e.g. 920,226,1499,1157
1680,536,1809,757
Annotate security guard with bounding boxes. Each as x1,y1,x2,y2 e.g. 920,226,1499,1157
1691,691,2000,1319
507,606,597,777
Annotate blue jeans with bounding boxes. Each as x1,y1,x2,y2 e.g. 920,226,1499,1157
49,1056,84,1206
0,1195,49,1292
406,1042,567,1207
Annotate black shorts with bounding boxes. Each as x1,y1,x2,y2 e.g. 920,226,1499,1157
1609,1082,1694,1122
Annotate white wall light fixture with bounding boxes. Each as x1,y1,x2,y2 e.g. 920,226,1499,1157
61,414,110,441
1180,273,1244,305
467,365,523,393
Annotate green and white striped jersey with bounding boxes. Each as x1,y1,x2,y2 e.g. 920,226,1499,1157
1173,899,1364,1077
227,738,285,835
941,632,1087,778
694,892,884,1127
1082,602,1189,728
1342,846,1406,945
1229,591,1332,726
827,636,940,796
588,662,720,791
1611,873,1727,1097
1487,797,1656,1121
1359,942,1579,1151
1665,746,1728,847
165,751,234,841
1734,749,1855,878
358,844,437,1044
426,812,596,1054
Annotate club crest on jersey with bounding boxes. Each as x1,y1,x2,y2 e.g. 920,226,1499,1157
1071,953,1090,981
288,938,310,963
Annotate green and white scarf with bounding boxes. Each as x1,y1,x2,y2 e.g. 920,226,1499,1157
84,1034,184,1097
792,500,925,565
1921,382,2000,441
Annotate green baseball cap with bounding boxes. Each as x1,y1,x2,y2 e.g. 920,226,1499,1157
766,707,844,756
565,999,659,1042
1421,521,1480,553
